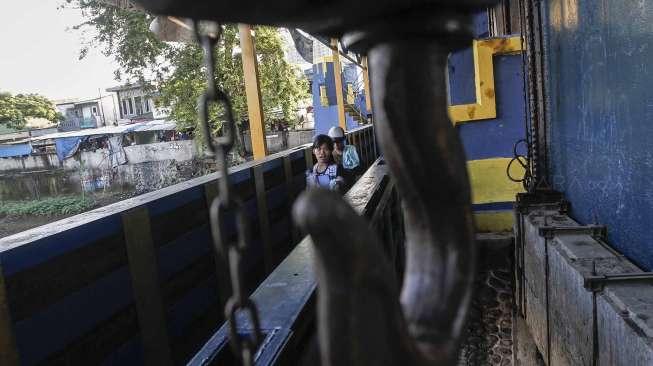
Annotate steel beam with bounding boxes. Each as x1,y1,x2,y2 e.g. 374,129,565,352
330,38,347,130
362,56,372,118
239,24,268,159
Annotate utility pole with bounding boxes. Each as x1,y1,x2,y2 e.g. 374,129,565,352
98,88,106,127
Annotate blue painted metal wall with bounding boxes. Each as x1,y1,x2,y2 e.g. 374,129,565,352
447,10,527,231
311,61,365,135
543,0,653,269
449,50,527,162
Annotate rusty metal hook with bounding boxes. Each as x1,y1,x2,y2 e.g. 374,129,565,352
370,39,476,364
293,38,476,366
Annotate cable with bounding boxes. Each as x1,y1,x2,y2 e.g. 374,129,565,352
507,138,533,191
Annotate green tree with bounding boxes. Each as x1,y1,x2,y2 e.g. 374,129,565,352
64,1,309,137
0,92,63,130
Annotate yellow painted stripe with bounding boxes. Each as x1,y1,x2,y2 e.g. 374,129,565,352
468,158,525,204
448,36,523,124
474,211,514,232
318,55,333,64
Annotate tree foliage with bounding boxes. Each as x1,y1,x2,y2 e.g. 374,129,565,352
64,1,309,135
0,92,63,129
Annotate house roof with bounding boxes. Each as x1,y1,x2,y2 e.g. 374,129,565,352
29,119,177,142
54,95,113,107
106,83,145,92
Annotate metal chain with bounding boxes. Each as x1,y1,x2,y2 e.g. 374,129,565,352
194,21,263,366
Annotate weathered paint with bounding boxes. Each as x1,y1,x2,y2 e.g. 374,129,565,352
448,37,522,124
122,207,173,366
467,158,525,204
239,24,268,159
312,59,366,135
331,39,347,130
543,0,653,269
456,54,529,161
517,201,653,365
598,283,653,365
447,22,528,231
0,140,200,201
474,211,514,232
362,56,372,112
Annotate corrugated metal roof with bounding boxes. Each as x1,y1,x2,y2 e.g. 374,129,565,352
29,120,177,141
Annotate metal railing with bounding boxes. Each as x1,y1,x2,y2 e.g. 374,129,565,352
188,156,403,365
0,124,377,365
342,81,368,124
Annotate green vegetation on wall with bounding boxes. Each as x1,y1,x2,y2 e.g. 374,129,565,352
0,196,96,217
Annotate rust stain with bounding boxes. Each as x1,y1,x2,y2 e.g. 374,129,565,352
484,88,495,99
466,105,476,118
492,38,510,52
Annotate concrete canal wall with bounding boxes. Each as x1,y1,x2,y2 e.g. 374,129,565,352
0,141,199,200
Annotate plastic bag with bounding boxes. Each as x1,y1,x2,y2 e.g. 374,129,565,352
342,145,360,170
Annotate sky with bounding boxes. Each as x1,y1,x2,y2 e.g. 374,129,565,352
0,0,120,101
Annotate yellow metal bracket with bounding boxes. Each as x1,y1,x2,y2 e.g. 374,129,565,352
448,36,522,124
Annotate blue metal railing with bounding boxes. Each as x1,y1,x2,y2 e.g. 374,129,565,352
188,156,400,366
0,125,377,365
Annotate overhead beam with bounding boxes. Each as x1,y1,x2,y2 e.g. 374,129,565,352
239,24,268,159
311,36,365,69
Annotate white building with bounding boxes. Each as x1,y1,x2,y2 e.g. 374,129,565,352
106,83,168,124
55,95,119,131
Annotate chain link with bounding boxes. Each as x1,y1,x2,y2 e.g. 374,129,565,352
194,20,263,366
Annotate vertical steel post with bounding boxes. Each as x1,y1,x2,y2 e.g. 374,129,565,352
0,265,18,366
239,24,268,159
331,38,347,130
122,207,173,366
362,56,373,117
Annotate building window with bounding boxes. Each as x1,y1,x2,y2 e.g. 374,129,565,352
128,99,134,115
122,100,128,116
135,96,143,115
144,99,150,112
319,84,329,106
92,106,98,115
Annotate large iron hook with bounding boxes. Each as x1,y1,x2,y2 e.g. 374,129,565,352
294,29,476,366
